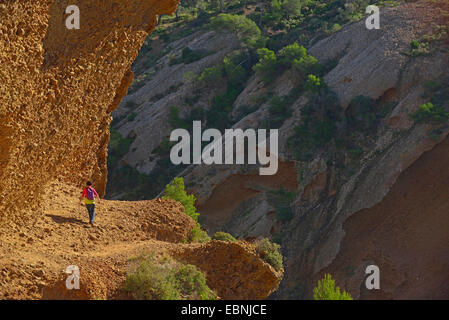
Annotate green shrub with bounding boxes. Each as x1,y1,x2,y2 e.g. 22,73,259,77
313,274,353,300
410,102,449,124
423,80,442,98
212,232,236,242
267,188,296,221
206,82,244,131
337,0,370,23
168,106,190,129
124,255,216,300
152,138,176,157
199,65,223,85
127,112,137,122
170,47,205,65
272,233,283,245
163,177,200,221
261,0,283,26
190,224,211,243
253,48,277,82
278,43,307,67
253,44,318,83
407,39,430,56
278,43,317,75
282,0,303,18
345,95,379,133
255,238,283,271
290,118,336,160
291,54,318,76
223,54,247,86
304,74,326,92
184,94,201,106
109,129,134,159
175,264,215,300
410,40,420,49
275,207,294,221
129,74,148,94
210,14,261,47
324,23,342,36
287,89,340,160
160,33,170,43
180,47,203,64
124,256,178,299
266,95,292,128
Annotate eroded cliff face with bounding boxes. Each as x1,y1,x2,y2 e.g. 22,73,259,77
323,136,449,299
0,0,179,225
170,1,449,299
103,0,449,299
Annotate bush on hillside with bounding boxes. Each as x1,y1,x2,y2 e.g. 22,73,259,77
168,106,190,129
313,273,353,300
266,95,292,128
253,43,318,83
410,102,449,124
124,255,216,300
212,232,237,242
109,130,134,158
108,129,135,168
255,238,283,271
278,43,307,67
198,65,223,86
210,13,262,47
304,74,326,92
253,48,277,82
189,224,211,243
267,188,296,221
282,0,303,18
162,177,200,221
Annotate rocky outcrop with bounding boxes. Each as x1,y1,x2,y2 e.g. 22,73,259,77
171,241,283,300
0,0,179,224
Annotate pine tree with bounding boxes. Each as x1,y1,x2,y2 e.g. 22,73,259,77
313,274,353,300
162,177,199,221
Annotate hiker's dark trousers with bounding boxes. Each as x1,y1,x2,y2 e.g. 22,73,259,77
86,204,95,223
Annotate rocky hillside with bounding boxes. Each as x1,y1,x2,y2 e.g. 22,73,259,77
0,0,282,300
109,0,449,299
0,183,282,299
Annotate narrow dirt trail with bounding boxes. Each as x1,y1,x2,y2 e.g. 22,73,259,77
0,183,282,300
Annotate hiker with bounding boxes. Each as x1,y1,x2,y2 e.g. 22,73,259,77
79,181,101,226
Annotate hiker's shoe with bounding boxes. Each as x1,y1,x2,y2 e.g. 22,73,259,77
90,221,95,227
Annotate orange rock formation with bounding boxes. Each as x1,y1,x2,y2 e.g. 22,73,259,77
0,0,179,224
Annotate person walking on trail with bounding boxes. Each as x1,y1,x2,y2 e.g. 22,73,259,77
79,181,101,226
